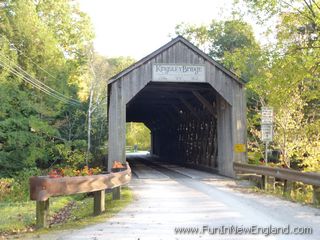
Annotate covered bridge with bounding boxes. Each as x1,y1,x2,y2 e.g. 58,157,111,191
107,36,247,177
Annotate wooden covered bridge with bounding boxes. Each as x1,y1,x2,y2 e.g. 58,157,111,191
107,36,247,177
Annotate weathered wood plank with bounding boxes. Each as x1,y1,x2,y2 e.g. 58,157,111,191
30,164,131,201
108,81,126,170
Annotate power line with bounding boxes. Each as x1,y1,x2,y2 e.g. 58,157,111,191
0,37,82,105
0,62,77,105
2,66,78,106
0,58,79,106
2,37,61,82
0,55,81,106
0,52,81,104
0,57,71,104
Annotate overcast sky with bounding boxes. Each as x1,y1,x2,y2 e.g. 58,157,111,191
77,0,260,60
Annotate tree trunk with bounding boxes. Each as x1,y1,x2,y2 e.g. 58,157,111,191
86,86,94,166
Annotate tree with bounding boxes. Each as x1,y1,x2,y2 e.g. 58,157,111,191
126,123,151,151
85,55,136,165
105,56,136,78
86,53,108,165
175,19,262,81
239,0,320,171
0,0,94,175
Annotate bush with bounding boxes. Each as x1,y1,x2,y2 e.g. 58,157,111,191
0,178,14,201
248,151,262,165
48,166,102,177
0,167,41,202
52,140,87,169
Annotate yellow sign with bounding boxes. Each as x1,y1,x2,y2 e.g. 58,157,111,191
234,144,246,153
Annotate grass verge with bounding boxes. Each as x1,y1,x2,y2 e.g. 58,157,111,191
0,187,133,238
234,179,319,208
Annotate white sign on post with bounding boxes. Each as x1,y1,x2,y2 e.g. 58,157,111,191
261,107,274,142
152,64,205,82
261,124,273,142
261,107,274,164
261,107,273,124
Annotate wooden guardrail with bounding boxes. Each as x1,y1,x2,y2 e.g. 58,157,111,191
233,162,320,204
29,163,131,228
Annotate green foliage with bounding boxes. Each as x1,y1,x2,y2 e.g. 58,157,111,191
0,178,14,201
175,19,262,82
53,140,87,168
86,54,136,165
0,0,134,176
237,0,320,171
126,122,151,151
0,0,95,177
106,56,136,78
0,167,41,202
238,0,279,22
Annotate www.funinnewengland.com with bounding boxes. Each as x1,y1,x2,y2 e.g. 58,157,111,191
174,225,313,236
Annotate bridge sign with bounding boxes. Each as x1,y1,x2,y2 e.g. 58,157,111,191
152,64,206,82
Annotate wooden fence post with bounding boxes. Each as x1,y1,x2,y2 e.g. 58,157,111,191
312,185,320,205
94,190,105,215
112,186,121,200
261,175,267,190
283,180,293,197
36,199,49,228
268,176,275,191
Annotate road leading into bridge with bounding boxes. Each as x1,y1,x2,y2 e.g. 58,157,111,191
30,154,320,240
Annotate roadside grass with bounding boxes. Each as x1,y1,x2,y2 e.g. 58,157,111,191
54,187,132,229
270,183,314,204
0,196,77,234
238,180,319,208
0,187,133,238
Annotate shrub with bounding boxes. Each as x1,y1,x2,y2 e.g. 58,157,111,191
48,166,102,178
0,178,14,201
52,140,87,169
0,167,41,202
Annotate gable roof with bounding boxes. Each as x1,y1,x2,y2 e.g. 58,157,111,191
108,35,244,85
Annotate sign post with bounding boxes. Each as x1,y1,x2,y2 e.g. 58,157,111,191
261,107,273,165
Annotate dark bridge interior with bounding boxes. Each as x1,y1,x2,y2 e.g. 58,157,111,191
126,82,219,169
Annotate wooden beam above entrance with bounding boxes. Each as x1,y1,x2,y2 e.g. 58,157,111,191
192,90,217,118
178,96,200,121
145,83,212,92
